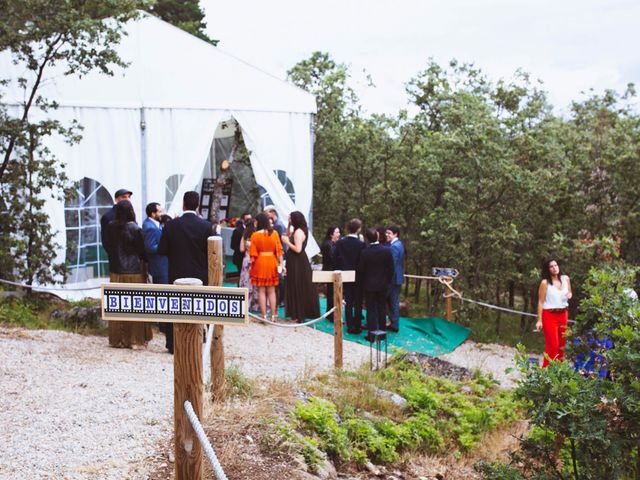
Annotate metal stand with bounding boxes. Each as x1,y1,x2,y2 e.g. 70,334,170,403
367,330,388,370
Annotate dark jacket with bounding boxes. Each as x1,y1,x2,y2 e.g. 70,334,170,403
157,212,214,285
230,223,245,266
105,221,146,274
320,240,337,271
335,235,365,271
358,244,393,292
100,205,117,270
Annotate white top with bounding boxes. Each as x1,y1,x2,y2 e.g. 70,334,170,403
543,275,570,309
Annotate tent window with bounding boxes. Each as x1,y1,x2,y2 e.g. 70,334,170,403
165,174,184,211
259,170,295,209
64,177,112,281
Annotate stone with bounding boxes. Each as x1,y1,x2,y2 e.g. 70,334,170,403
315,458,337,479
365,461,381,476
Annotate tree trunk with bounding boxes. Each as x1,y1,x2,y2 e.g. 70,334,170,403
495,282,501,336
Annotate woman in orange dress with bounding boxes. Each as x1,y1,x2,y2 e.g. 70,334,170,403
249,212,284,320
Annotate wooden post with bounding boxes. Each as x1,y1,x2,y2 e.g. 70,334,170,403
333,271,344,370
446,295,452,322
208,236,225,402
173,278,204,480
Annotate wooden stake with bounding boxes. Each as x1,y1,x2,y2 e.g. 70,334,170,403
446,295,452,322
173,278,204,480
208,237,225,402
333,271,344,370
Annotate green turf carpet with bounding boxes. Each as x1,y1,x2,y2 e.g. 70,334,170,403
224,288,471,357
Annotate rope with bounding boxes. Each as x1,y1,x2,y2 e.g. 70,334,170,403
404,273,576,324
0,278,101,291
183,400,228,480
248,306,336,328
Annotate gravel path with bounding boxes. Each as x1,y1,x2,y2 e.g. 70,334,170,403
0,322,526,479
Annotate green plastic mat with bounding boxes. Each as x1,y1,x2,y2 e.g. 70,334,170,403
225,256,238,274
226,290,470,356
309,311,470,356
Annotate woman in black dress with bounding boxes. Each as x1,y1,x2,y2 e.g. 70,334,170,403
320,226,340,314
281,211,320,322
105,200,152,348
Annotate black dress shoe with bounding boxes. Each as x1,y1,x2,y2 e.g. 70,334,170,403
388,326,399,333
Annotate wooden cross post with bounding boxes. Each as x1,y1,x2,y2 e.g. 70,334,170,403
101,276,248,480
312,270,356,370
208,236,225,402
173,277,205,480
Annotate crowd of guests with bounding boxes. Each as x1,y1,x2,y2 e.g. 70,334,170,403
231,213,407,337
100,187,407,352
320,218,406,336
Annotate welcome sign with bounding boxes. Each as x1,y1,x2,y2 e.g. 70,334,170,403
101,283,248,326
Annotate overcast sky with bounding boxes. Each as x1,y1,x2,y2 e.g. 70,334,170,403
203,0,640,116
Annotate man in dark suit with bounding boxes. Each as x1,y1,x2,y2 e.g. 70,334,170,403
158,191,215,286
358,228,394,333
157,191,215,353
385,225,406,333
100,188,132,275
230,212,252,285
335,218,365,334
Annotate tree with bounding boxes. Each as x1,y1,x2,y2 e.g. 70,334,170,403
145,0,218,45
288,52,396,234
0,0,145,285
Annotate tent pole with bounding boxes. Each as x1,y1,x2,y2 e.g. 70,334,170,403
140,107,148,209
308,113,315,231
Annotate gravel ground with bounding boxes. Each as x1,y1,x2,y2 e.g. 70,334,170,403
0,321,527,479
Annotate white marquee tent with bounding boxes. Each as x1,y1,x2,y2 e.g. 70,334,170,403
0,12,318,295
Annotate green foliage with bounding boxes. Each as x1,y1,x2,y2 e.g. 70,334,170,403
286,360,521,469
145,0,218,45
479,266,640,479
0,297,46,329
1,0,145,286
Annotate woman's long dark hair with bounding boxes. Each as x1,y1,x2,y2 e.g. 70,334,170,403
114,200,136,226
324,226,339,243
242,220,256,241
541,256,564,285
289,211,308,238
255,212,272,235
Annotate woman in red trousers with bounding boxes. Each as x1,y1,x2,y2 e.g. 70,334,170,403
536,256,572,368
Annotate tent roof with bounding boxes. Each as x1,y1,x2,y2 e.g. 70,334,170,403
1,12,316,114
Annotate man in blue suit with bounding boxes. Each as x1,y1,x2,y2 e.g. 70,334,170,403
143,202,171,352
142,202,169,285
385,225,405,332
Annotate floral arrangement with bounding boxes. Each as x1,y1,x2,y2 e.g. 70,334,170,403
227,217,240,227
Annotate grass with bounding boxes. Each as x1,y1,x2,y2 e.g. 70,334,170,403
0,290,105,333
